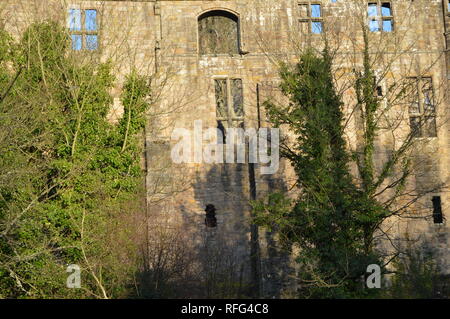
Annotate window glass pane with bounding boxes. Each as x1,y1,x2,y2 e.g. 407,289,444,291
85,10,97,31
215,79,228,119
299,4,309,18
422,78,435,113
409,101,420,114
369,19,380,32
311,4,321,18
381,3,392,16
198,13,239,55
231,79,244,118
311,21,323,34
409,116,421,137
382,19,393,32
424,116,437,137
71,34,82,50
299,21,309,34
69,9,81,31
406,78,419,113
368,3,378,17
86,35,98,51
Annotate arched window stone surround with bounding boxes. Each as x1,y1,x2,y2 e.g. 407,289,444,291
198,10,240,55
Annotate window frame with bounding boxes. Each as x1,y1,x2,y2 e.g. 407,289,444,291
407,76,437,138
213,77,245,127
68,8,100,52
298,2,324,35
367,1,394,33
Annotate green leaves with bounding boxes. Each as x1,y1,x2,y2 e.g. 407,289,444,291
256,50,384,298
0,22,150,298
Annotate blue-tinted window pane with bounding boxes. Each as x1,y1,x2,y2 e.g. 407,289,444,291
86,35,98,50
311,21,322,34
368,4,378,17
85,10,97,31
71,34,82,50
369,20,380,32
382,19,393,32
69,9,81,31
381,3,392,16
311,4,321,18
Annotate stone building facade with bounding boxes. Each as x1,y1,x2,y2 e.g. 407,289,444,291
1,0,450,297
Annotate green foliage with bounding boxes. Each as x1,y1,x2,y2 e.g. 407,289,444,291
254,49,384,298
0,22,150,298
387,245,450,299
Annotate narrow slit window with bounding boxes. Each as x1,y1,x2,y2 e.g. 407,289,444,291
231,79,244,118
376,86,383,97
205,204,217,228
372,76,383,97
215,79,229,119
432,196,443,224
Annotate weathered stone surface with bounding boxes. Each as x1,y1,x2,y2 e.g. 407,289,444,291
2,0,450,297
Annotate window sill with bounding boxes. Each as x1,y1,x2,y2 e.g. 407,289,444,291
199,54,246,59
412,136,438,141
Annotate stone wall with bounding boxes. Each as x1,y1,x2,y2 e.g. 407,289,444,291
1,0,450,297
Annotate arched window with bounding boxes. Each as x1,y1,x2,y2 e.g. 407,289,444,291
198,10,240,55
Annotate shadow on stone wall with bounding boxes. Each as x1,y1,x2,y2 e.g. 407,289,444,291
132,158,296,298
258,165,298,298
189,163,252,298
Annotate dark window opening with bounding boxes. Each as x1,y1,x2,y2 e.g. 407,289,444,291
373,76,383,97
376,86,383,97
198,10,240,55
205,204,217,228
217,120,226,144
432,196,443,224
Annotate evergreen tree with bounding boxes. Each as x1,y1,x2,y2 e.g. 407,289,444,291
254,49,383,298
